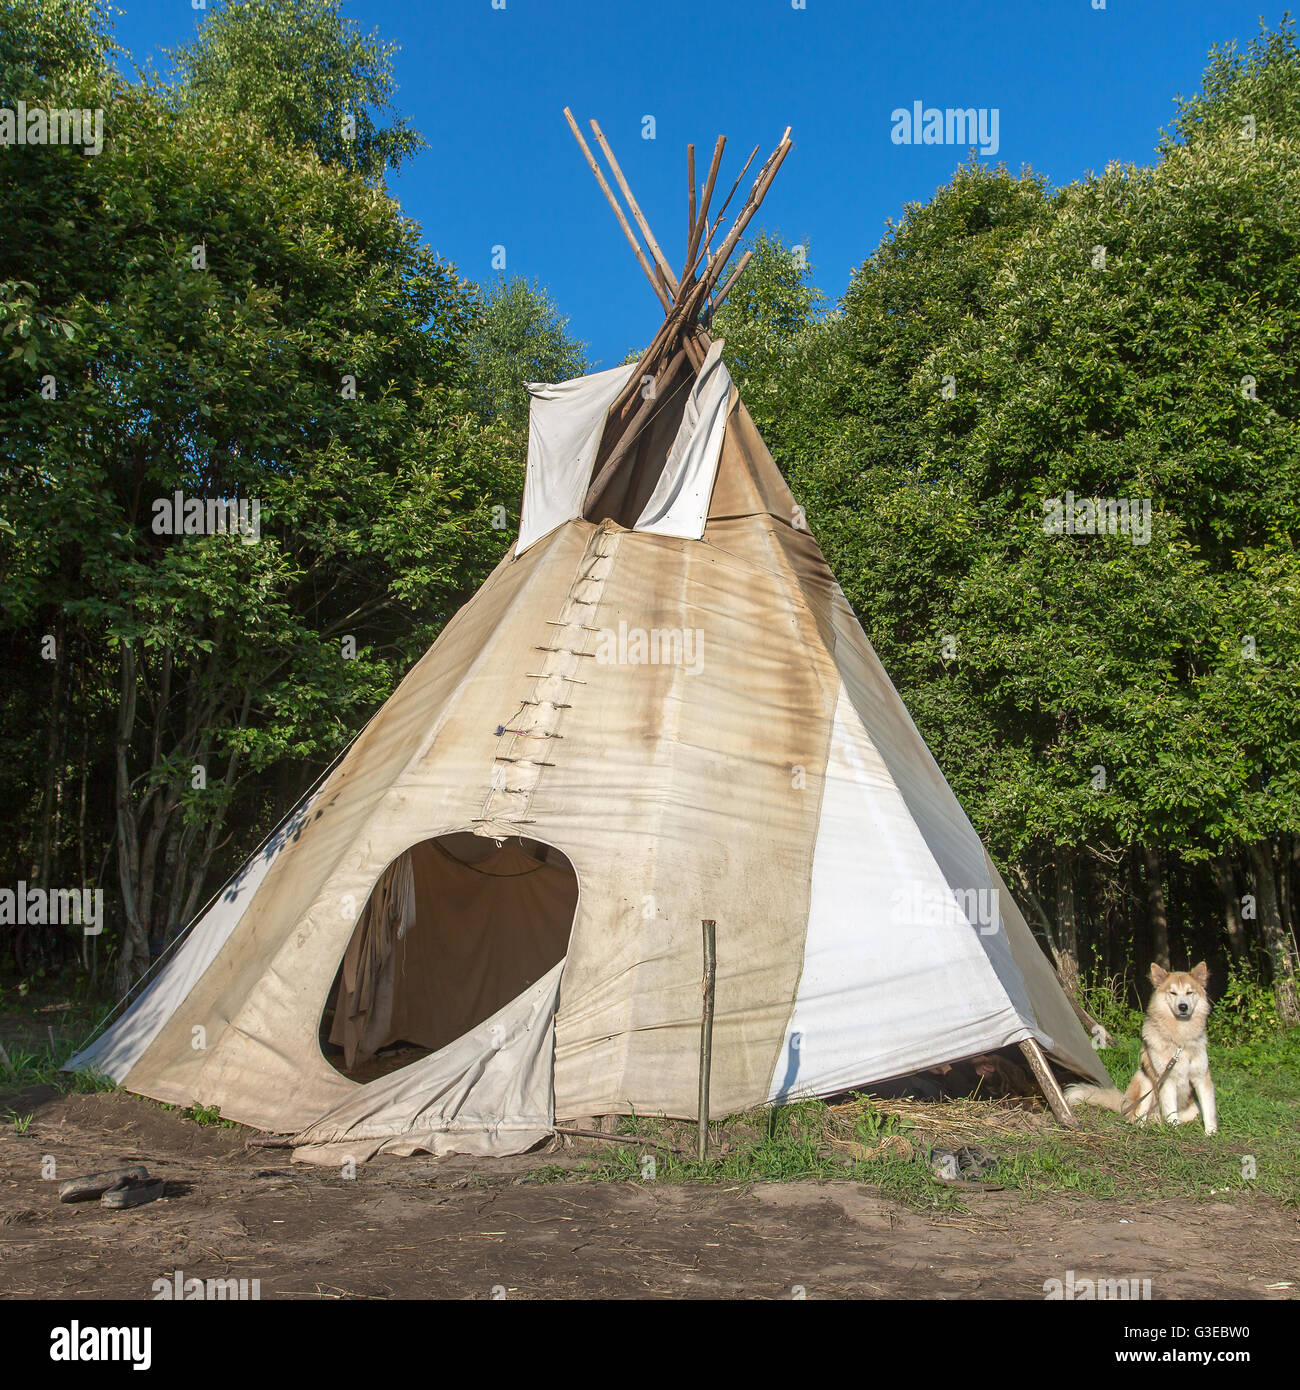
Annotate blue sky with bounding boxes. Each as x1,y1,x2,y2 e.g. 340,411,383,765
110,0,1287,369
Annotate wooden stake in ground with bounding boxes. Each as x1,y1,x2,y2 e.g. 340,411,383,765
698,918,717,1163
1019,1037,1079,1128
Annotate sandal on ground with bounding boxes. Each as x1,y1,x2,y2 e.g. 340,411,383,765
100,1177,166,1209
58,1165,150,1204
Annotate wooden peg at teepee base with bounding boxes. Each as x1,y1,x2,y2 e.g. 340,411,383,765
1019,1037,1079,1128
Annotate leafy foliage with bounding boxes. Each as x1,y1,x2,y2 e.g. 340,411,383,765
3,2,1298,1029
167,0,423,182
0,0,515,984
465,276,588,429
0,0,116,95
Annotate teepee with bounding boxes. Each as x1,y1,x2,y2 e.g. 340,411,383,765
70,115,1108,1161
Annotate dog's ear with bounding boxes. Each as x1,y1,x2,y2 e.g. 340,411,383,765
1149,962,1168,987
1190,961,1209,987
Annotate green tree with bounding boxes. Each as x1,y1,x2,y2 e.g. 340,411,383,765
708,229,850,486
917,22,1300,1017
168,0,422,182
1,0,513,986
0,0,115,93
710,230,824,382
465,275,587,430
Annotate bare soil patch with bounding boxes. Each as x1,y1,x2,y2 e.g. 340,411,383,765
1,1091,1296,1299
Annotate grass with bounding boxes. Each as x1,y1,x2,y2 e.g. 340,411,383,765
533,1099,995,1212
0,1041,116,1097
535,1029,1300,1212
0,983,247,1133
185,1102,238,1129
0,979,115,1098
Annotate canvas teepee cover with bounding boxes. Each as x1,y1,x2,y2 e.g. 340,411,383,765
70,118,1108,1161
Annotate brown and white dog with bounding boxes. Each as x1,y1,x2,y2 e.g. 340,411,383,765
1065,963,1217,1134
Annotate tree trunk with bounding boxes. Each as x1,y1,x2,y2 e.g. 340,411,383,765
1143,845,1170,971
114,640,150,993
34,612,64,886
1280,834,1295,944
20,610,67,973
1054,848,1081,999
77,666,91,972
1247,840,1300,1026
1211,854,1247,957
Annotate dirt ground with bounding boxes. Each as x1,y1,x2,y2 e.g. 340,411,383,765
1,1089,1296,1300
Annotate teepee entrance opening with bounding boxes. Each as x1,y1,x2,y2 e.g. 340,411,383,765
319,833,579,1082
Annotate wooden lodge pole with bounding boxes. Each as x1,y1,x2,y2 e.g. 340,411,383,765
687,144,696,253
562,107,671,312
683,136,725,284
589,119,680,296
709,249,753,315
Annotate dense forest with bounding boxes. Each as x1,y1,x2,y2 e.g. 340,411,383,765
2,1,1297,1028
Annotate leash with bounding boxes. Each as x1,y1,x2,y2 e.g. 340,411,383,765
1122,1044,1184,1119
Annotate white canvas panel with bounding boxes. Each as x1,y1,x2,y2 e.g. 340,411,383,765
67,795,318,1082
290,957,565,1163
769,687,1030,1102
634,339,733,540
518,363,636,553
826,589,1043,1035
